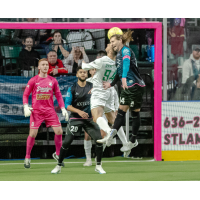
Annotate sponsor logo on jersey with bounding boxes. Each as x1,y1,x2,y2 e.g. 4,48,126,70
123,48,129,55
77,101,90,106
36,86,52,92
36,83,39,85
36,94,51,100
49,82,52,86
105,64,114,69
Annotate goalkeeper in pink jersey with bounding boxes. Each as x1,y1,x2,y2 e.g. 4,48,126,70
23,58,68,169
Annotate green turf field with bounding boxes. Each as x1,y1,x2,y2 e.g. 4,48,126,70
0,157,200,181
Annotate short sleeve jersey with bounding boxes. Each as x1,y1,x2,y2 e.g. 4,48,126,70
65,82,93,119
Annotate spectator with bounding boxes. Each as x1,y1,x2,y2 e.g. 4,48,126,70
182,45,200,84
47,50,68,76
19,36,40,72
12,18,40,46
63,46,89,73
47,31,70,61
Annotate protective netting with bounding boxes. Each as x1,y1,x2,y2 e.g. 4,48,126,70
0,27,154,159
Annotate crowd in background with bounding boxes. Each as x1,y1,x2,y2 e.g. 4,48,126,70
0,19,92,77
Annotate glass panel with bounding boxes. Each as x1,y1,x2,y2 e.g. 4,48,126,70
166,18,200,101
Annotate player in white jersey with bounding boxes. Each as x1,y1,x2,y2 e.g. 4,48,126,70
83,67,118,166
82,44,129,152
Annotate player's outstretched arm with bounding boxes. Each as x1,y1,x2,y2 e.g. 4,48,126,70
82,58,102,71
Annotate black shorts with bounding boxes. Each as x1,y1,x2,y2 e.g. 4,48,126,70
120,85,145,110
66,119,102,141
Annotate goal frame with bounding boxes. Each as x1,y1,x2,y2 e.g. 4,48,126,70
0,22,162,161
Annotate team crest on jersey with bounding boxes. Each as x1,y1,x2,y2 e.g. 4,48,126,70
49,82,52,86
123,48,129,55
129,80,133,83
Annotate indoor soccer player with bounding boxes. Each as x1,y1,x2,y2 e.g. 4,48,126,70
82,43,129,152
23,58,68,168
83,66,118,166
51,67,105,174
98,29,146,156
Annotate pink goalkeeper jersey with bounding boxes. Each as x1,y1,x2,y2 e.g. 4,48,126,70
23,75,65,113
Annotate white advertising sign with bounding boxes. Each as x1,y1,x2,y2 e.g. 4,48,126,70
162,102,200,151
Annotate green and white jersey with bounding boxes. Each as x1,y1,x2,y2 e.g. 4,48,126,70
82,56,117,89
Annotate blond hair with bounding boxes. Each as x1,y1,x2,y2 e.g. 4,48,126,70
111,30,134,44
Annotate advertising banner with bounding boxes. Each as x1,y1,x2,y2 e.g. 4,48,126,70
162,102,200,160
0,75,77,127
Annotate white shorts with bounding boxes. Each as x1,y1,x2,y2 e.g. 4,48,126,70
91,87,115,113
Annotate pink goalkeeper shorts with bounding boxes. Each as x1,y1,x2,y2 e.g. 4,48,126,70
30,110,61,129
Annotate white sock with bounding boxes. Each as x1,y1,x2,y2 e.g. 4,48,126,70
103,143,106,152
84,140,92,161
117,127,128,145
96,117,111,134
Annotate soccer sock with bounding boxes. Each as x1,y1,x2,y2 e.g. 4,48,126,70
96,117,111,134
58,146,68,166
54,134,62,156
103,143,106,152
84,140,92,161
25,136,35,159
112,109,126,131
117,127,128,145
95,143,103,165
58,134,74,166
130,111,140,143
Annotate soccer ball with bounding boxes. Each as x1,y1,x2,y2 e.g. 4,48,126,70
108,27,123,40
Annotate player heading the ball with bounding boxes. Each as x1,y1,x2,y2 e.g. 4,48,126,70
98,27,145,157
23,58,68,169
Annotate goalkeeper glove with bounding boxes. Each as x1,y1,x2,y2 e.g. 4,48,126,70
61,108,69,121
24,104,33,117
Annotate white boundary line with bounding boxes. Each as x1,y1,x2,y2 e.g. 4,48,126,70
0,159,155,166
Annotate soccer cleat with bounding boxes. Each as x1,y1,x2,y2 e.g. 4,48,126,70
121,140,138,152
83,159,92,167
97,135,109,144
52,152,65,167
51,165,61,174
95,165,106,174
123,150,131,158
24,158,31,169
106,129,118,147
120,142,131,152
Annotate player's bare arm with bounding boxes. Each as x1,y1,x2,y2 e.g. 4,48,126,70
67,105,89,119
